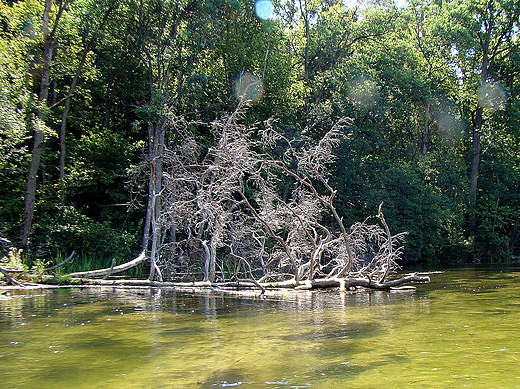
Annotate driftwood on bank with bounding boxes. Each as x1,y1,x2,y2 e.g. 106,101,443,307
66,250,147,278
289,274,430,290
72,273,430,294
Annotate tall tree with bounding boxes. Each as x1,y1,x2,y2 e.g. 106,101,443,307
56,0,117,201
449,0,520,236
278,0,397,131
0,0,37,239
124,0,200,280
20,0,68,247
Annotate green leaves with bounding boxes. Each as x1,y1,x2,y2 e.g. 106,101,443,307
0,0,519,265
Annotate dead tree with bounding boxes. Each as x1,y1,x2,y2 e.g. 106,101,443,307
159,113,258,282
58,110,428,291
151,111,422,290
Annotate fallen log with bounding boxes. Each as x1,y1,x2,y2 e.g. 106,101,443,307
53,260,430,295
75,273,429,290
66,250,147,279
290,274,430,290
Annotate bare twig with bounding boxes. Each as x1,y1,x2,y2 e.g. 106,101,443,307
44,251,75,271
102,258,116,280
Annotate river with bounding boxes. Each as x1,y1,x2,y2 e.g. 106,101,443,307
1,267,519,388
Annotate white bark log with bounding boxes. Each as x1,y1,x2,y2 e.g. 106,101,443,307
67,250,147,278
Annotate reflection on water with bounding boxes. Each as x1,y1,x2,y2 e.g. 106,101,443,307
1,268,519,388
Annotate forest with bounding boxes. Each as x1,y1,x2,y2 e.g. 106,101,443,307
1,0,519,284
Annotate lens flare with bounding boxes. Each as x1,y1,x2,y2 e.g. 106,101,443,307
435,110,464,142
348,75,379,108
254,0,274,20
430,97,465,142
478,81,507,111
234,72,264,104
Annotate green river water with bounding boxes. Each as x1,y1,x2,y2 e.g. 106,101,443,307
1,267,519,388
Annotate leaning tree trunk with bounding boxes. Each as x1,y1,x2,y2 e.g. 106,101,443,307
58,47,90,202
20,0,55,247
67,250,147,278
57,4,115,203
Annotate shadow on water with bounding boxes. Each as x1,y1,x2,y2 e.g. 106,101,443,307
199,351,412,388
282,321,382,342
199,368,247,388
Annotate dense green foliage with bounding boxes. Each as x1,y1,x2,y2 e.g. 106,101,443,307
1,0,519,271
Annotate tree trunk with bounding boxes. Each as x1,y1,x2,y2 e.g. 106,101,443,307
20,0,54,247
468,107,482,234
467,26,489,237
146,120,166,281
58,47,90,202
58,4,115,202
201,239,217,283
289,274,431,290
